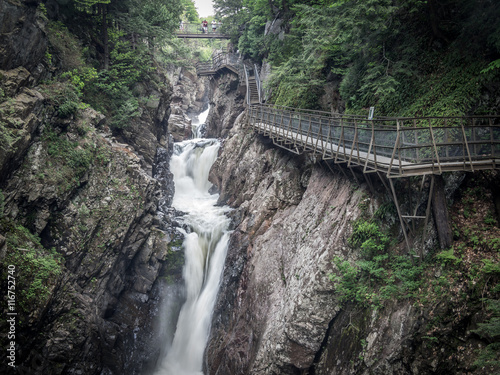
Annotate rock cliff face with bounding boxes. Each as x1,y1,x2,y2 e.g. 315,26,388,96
206,112,367,374
0,0,47,77
0,1,184,373
168,67,209,141
205,71,246,138
205,75,498,373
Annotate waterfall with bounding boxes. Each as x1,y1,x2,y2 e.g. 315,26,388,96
191,106,210,138
152,135,231,375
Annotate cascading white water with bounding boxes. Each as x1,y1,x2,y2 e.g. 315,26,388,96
191,106,210,138
153,135,231,375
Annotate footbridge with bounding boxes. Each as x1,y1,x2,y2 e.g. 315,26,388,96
248,105,500,178
176,23,230,39
197,50,500,178
248,104,500,249
197,50,500,250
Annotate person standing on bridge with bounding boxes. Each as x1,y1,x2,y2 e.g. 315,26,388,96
212,20,217,32
202,20,208,33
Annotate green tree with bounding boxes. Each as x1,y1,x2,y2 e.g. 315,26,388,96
181,0,199,22
215,0,500,114
113,0,182,50
73,0,112,69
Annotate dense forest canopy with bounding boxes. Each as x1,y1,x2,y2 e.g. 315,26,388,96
41,0,205,128
215,0,500,115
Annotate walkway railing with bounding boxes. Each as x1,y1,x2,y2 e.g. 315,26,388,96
196,49,242,76
248,104,500,178
195,50,263,105
176,23,230,39
254,64,262,103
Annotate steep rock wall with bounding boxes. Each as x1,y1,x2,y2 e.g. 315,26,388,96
206,113,369,373
0,67,181,375
205,71,245,138
0,0,47,76
168,66,209,141
0,2,183,373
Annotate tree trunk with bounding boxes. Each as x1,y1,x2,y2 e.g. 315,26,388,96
431,175,453,249
428,0,450,44
100,3,109,70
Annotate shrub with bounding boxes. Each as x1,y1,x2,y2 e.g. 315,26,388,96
331,219,422,308
436,248,462,266
472,299,500,373
1,221,63,317
40,81,81,118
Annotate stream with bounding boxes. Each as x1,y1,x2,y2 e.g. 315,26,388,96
152,111,231,375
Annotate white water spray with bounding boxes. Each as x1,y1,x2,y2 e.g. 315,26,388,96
153,134,231,375
191,106,210,138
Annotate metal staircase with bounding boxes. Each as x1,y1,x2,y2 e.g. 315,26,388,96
196,50,263,106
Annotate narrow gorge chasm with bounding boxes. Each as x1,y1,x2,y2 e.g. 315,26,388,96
1,1,500,375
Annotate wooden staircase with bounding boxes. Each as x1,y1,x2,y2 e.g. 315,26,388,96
247,77,260,105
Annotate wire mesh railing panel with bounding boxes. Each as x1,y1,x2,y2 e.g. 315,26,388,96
177,23,226,35
357,127,372,152
247,105,500,175
373,129,397,161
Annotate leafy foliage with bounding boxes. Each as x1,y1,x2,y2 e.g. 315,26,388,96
113,0,183,48
1,220,63,318
472,299,500,373
0,119,22,153
181,0,199,22
436,248,462,265
40,123,97,193
44,0,184,127
215,0,500,114
40,81,82,118
330,219,423,308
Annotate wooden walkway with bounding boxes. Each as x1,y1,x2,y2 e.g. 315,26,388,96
248,104,500,250
197,51,500,177
248,105,500,178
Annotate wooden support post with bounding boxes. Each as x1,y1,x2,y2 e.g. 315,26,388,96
431,174,453,249
421,174,435,254
363,173,376,195
376,171,391,194
350,167,361,186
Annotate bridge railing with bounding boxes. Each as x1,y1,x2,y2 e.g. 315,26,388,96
176,22,224,36
196,48,242,77
196,61,214,75
244,64,250,105
254,64,262,103
248,104,500,177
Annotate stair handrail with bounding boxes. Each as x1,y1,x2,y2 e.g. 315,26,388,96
244,64,250,106
254,63,262,104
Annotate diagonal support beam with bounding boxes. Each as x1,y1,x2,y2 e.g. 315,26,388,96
389,179,412,251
